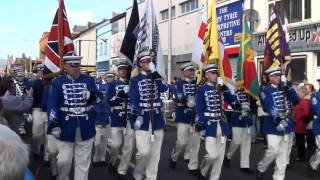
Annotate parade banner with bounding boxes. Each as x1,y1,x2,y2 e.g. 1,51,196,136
237,15,259,99
263,7,291,78
120,0,139,62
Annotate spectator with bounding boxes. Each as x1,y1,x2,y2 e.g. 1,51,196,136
294,85,312,161
0,77,33,133
305,83,317,158
0,124,30,180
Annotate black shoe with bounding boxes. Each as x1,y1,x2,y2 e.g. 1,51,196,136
117,173,127,180
223,157,230,167
307,165,317,178
184,159,190,163
188,169,200,176
256,169,264,180
108,164,117,176
198,172,206,180
169,158,177,170
240,168,254,174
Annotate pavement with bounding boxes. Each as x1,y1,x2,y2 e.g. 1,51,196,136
24,122,319,180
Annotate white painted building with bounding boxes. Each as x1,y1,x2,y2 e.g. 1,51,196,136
73,23,99,72
252,0,320,86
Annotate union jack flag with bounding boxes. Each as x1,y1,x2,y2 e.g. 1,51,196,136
44,0,74,74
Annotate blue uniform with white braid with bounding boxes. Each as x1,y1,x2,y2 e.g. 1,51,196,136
47,74,98,142
195,82,234,137
230,90,253,128
174,79,196,124
107,79,130,128
260,85,299,135
312,91,320,135
129,72,168,131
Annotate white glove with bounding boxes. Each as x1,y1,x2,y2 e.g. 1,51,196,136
134,116,143,130
123,85,130,94
187,96,195,108
51,127,61,138
217,77,224,86
26,114,33,123
281,75,287,84
82,90,91,100
276,123,286,132
149,62,156,73
279,120,288,127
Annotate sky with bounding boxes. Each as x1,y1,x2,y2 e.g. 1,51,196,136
0,0,133,60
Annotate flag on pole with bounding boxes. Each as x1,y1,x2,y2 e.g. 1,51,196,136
192,6,207,66
237,15,259,99
132,0,166,78
263,7,291,78
197,0,233,89
44,0,74,74
120,0,139,62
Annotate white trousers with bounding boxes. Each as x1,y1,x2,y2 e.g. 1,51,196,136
109,127,124,166
47,135,58,175
133,129,164,180
257,134,289,180
226,127,251,168
171,123,201,170
287,132,294,165
200,125,226,180
118,123,135,175
310,135,320,170
93,125,109,162
56,129,94,180
32,108,48,153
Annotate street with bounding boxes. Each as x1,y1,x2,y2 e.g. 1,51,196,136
25,123,316,180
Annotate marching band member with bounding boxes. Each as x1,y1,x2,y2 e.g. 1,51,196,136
308,77,320,177
196,64,233,180
256,64,299,180
129,53,168,180
224,81,254,174
47,55,100,180
106,60,134,180
169,62,201,175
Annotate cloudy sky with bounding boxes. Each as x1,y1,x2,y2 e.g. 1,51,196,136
0,0,132,60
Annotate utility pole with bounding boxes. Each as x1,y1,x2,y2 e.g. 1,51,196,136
168,0,172,84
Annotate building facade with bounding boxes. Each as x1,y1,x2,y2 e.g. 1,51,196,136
252,0,320,85
127,0,246,79
124,0,320,85
73,22,99,72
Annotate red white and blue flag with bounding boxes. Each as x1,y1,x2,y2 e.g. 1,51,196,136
44,0,74,74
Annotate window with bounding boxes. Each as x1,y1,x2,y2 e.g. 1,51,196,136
268,0,311,24
317,53,320,67
112,21,119,35
160,7,175,21
181,0,199,14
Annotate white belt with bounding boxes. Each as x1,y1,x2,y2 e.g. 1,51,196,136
111,105,131,111
139,102,162,108
204,112,221,118
60,106,93,114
